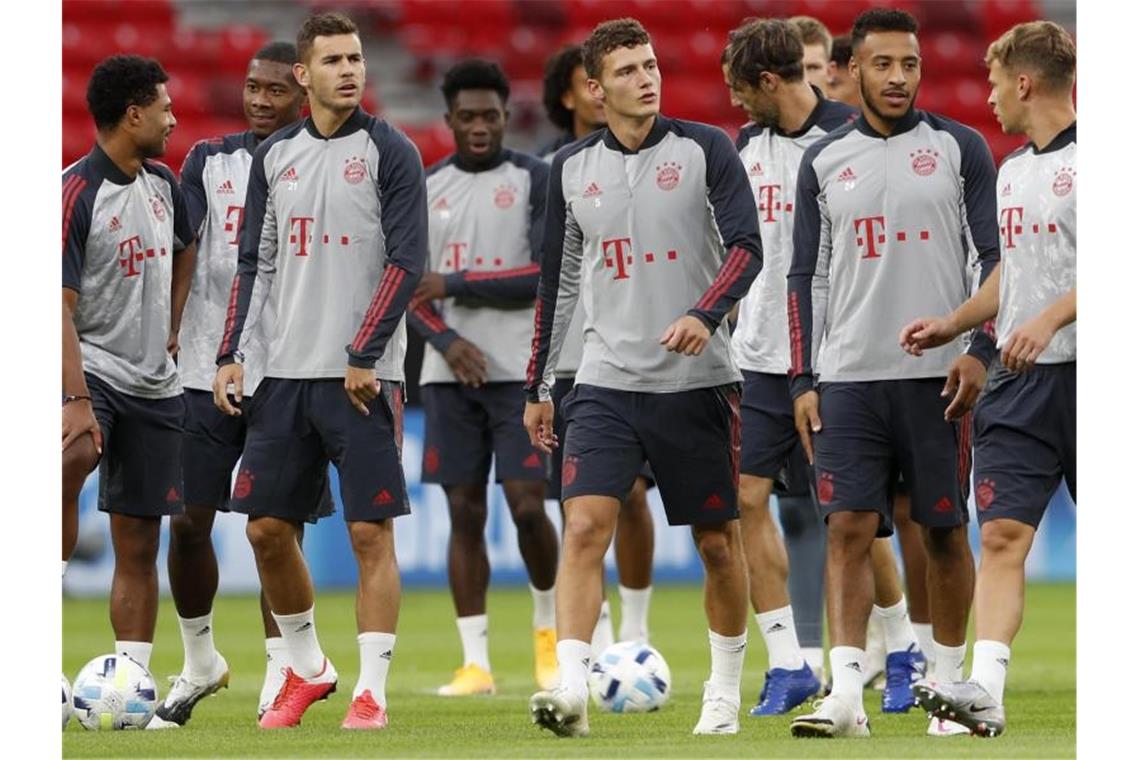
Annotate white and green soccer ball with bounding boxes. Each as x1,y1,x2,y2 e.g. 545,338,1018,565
62,674,72,730
71,654,157,730
588,641,672,713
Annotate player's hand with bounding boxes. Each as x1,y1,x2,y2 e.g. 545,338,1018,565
1001,313,1057,373
524,400,557,454
166,329,180,358
444,338,489,387
793,390,822,465
62,399,103,454
660,315,711,356
942,354,986,421
899,315,959,356
213,363,245,416
345,366,380,416
410,272,446,309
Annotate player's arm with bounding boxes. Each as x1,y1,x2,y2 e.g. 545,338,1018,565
178,141,210,238
670,127,763,355
523,152,580,452
344,132,428,413
787,148,830,463
1002,286,1075,372
61,176,101,452
406,302,488,387
900,262,1001,355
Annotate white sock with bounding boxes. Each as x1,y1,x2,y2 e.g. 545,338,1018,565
177,612,218,679
556,639,591,700
272,607,325,678
803,646,825,674
531,584,556,630
116,640,154,670
913,622,935,663
456,614,491,671
355,632,395,703
265,637,289,676
590,600,614,658
970,640,1011,704
707,630,747,700
618,585,652,642
828,646,866,710
872,599,919,654
756,606,805,671
933,640,967,682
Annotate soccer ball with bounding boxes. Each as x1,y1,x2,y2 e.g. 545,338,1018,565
588,641,671,713
62,674,72,730
71,654,158,730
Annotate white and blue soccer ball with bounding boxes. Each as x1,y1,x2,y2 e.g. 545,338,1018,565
71,654,157,730
588,641,672,713
62,674,72,730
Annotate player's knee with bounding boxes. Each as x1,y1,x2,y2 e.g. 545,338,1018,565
827,511,877,549
169,509,212,549
111,516,160,568
62,438,99,500
246,517,297,557
923,525,969,560
693,526,735,570
348,519,393,557
563,511,610,555
508,499,548,533
448,498,488,536
980,520,1030,560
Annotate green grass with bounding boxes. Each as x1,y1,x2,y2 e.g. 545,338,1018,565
64,583,1074,758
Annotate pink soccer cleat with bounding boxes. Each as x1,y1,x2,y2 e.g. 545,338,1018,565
257,661,338,729
341,690,389,730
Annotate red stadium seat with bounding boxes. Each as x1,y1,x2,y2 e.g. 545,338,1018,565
980,0,1042,41
165,73,213,118
63,0,175,28
62,68,89,118
920,31,988,81
216,26,270,74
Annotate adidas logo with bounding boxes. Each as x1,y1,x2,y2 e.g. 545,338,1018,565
837,166,857,183
748,162,764,176
279,167,299,184
217,179,235,195
582,181,602,197
845,661,863,672
108,215,122,232
934,496,953,512
196,625,211,636
432,197,449,210
166,486,180,503
766,622,786,633
1001,182,1012,197
702,493,725,510
380,650,392,660
997,657,1009,668
373,489,394,505
295,621,313,633
523,452,542,468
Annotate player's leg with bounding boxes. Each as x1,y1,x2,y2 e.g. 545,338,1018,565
62,432,100,570
615,473,654,642
869,534,927,715
893,488,934,661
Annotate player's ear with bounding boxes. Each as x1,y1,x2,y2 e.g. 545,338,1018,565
587,78,605,103
1017,73,1032,101
561,90,575,110
293,62,309,90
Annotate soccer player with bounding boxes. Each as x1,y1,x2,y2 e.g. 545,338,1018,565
724,19,856,716
789,16,832,91
150,42,332,728
524,18,763,738
785,9,1000,738
905,20,1076,738
213,12,426,730
540,43,656,650
825,34,860,107
62,55,196,672
405,58,560,696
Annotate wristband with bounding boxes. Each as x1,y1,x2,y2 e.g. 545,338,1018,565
62,395,92,405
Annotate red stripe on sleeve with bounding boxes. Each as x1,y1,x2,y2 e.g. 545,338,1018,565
412,304,448,334
351,267,407,353
696,246,750,310
351,268,401,352
525,299,544,387
61,175,86,252
463,262,541,282
788,291,803,375
218,275,243,356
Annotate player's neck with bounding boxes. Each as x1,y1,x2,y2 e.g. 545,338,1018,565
1024,99,1076,151
777,82,820,134
310,104,356,138
574,116,602,139
607,112,657,152
96,132,144,180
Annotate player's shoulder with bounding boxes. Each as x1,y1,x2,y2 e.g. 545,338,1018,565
816,99,859,132
362,113,421,160
425,154,457,179
801,119,858,169
997,141,1034,172
917,110,989,152
252,119,307,163
549,129,606,172
735,121,765,151
502,147,547,173
665,116,733,147
142,158,179,188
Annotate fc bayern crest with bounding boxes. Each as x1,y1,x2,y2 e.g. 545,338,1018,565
344,157,367,185
151,196,167,221
910,148,939,176
233,469,254,499
494,184,516,209
562,455,579,487
816,472,834,505
1052,169,1074,197
656,162,681,191
976,478,996,510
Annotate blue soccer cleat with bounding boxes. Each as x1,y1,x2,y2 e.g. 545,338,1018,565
749,662,821,717
881,644,926,713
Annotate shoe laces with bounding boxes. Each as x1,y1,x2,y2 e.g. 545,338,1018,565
886,659,917,690
270,668,301,710
352,693,380,720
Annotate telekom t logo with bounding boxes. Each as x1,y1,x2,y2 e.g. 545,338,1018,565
854,216,887,259
289,216,315,256
444,242,468,270
999,207,1024,249
602,237,633,280
118,236,145,277
757,184,782,223
223,205,244,247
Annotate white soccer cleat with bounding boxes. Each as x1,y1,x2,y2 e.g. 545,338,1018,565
148,653,230,728
928,716,971,736
258,658,287,720
692,681,740,735
790,695,871,738
530,686,589,738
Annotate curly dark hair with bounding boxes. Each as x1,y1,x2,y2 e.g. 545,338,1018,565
86,54,169,131
542,44,583,132
582,18,651,80
440,58,510,109
851,8,919,51
727,18,805,86
253,40,299,66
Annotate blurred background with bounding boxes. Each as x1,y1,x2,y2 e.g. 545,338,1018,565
61,0,1076,596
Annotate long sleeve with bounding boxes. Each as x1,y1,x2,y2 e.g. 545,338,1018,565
347,132,428,368
954,125,1001,367
787,148,831,400
687,126,764,331
407,301,460,353
179,141,209,236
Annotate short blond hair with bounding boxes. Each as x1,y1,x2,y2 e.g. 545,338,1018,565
789,16,832,58
985,21,1075,92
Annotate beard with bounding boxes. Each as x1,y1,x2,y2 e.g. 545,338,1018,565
858,75,917,130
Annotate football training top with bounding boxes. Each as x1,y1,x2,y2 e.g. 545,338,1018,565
63,144,194,399
217,107,427,381
410,148,549,384
525,115,764,399
733,90,856,375
995,122,1076,363
788,109,1001,399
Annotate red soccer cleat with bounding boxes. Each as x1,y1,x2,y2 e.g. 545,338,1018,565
258,660,338,729
341,690,389,730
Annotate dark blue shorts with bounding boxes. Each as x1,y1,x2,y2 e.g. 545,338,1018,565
560,383,740,526
973,362,1076,528
232,378,409,523
548,378,655,501
740,371,812,497
421,382,548,486
812,379,971,537
86,372,185,518
182,389,334,522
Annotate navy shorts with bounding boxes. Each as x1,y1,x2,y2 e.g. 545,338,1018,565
182,389,334,522
86,372,185,518
232,378,409,523
740,371,812,497
560,383,740,526
972,362,1076,528
421,382,548,486
812,379,971,537
548,378,655,501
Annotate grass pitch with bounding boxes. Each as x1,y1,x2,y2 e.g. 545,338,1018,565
64,583,1074,757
